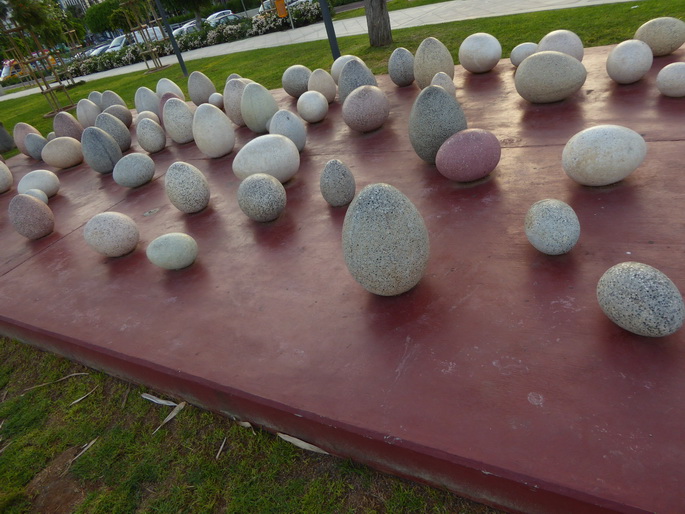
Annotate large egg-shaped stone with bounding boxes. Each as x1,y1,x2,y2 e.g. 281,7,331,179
459,32,502,73
320,159,355,207
338,59,377,104
331,55,365,84
146,233,198,270
103,104,133,128
76,98,101,128
136,118,166,154
23,188,48,203
342,183,430,296
158,92,181,128
8,194,54,240
515,51,587,103
100,90,127,110
88,91,103,109
0,161,12,193
634,17,685,56
53,111,84,141
606,39,653,84
269,109,306,152
408,85,467,164
41,137,83,169
13,122,41,157
388,47,415,87
24,133,47,161
188,71,216,106
562,125,646,186
656,62,685,97
524,199,580,255
165,161,210,213
95,112,131,152
538,29,584,61
81,127,122,174
282,64,312,98
342,85,389,133
297,91,329,123
430,71,456,96
192,103,235,158
113,152,155,188
308,68,337,103
510,42,538,67
241,82,279,133
18,169,59,197
237,173,287,222
83,212,139,257
435,128,500,182
157,77,185,100
163,98,195,144
223,78,251,127
597,262,684,337
232,134,300,183
414,37,454,89
135,86,160,117
136,111,160,125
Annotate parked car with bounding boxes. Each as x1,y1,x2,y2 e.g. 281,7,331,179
206,9,233,23
172,20,204,38
105,35,132,53
88,41,112,57
208,13,244,27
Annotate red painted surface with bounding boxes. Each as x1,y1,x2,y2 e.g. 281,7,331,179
1,46,684,513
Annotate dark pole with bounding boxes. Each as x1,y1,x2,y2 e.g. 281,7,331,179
318,0,340,60
154,0,188,77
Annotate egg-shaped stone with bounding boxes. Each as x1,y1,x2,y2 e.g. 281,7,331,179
146,232,198,270
83,212,139,257
192,103,235,158
538,29,584,61
53,111,84,141
223,78,251,127
156,77,185,100
241,82,279,133
515,51,587,103
408,85,467,164
41,137,83,169
269,109,306,151
435,128,501,182
76,98,101,128
24,133,47,161
597,262,684,337
414,37,454,89
95,112,131,152
656,62,685,97
135,86,160,117
510,42,538,67
100,90,127,110
23,188,48,203
8,194,54,240
158,92,181,128
188,71,216,106
308,68,337,103
282,64,312,98
634,17,685,56
136,111,160,125
136,118,166,154
388,47,415,87
88,91,103,109
103,104,133,128
606,39,653,84
459,32,502,73
113,152,155,188
320,159,355,207
208,92,224,109
81,127,122,174
163,98,195,144
342,85,389,133
562,125,646,186
524,199,580,255
18,169,59,197
331,54,365,84
165,161,210,213
430,71,456,96
338,59,377,104
226,72,242,82
237,173,287,222
232,134,300,183
342,183,429,296
46,132,55,141
297,90,329,123
13,122,41,157
0,161,12,193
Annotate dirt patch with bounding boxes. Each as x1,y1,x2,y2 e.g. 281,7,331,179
25,447,87,513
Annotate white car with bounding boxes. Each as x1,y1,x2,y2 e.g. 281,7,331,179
172,20,204,38
105,35,131,53
206,9,233,22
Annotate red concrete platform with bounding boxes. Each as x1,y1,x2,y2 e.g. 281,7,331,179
1,46,684,513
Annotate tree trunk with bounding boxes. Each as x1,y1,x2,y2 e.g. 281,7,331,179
194,10,203,30
364,0,392,47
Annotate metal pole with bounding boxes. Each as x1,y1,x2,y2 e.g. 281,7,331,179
154,0,188,77
318,0,340,60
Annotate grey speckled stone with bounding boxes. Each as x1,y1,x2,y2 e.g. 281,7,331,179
268,109,306,152
338,59,377,104
282,64,312,98
136,111,160,125
634,17,685,56
408,85,467,164
23,188,48,203
223,78,251,127
538,29,584,61
135,86,160,117
606,39,653,84
320,159,355,207
100,90,127,110
24,133,47,161
597,262,685,337
342,183,430,296
515,51,587,103
113,152,155,188
40,137,83,169
188,71,216,106
76,98,101,128
232,134,300,183
192,103,235,158
296,90,329,123
88,91,103,109
331,55,365,84
165,161,210,213
430,72,456,96
459,32,502,73
388,47,415,87
342,85,389,133
0,161,13,193
95,112,131,152
307,68,336,103
656,62,685,97
18,169,59,197
136,118,166,154
524,199,580,255
414,37,454,89
208,92,224,109
83,212,139,257
156,78,185,101
146,233,198,270
54,112,84,142
163,98,195,144
241,82,278,134
237,173,286,222
81,126,122,174
510,42,538,67
103,104,133,128
8,194,54,239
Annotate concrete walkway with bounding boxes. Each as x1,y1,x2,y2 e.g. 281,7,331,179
0,0,638,101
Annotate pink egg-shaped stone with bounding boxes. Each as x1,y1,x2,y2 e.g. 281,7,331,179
13,122,41,157
435,129,501,182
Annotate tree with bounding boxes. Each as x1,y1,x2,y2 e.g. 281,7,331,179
84,0,121,34
364,0,392,47
160,0,212,30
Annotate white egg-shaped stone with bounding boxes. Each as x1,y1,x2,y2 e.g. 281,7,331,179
165,161,210,213
338,59,377,104
232,134,300,183
83,212,139,257
136,111,160,125
8,193,54,239
342,183,430,296
163,98,195,144
515,51,587,103
597,262,684,337
562,124,646,186
342,85,389,133
510,42,538,67
331,54,365,84
208,92,224,109
46,132,55,141
414,37,454,89
13,122,41,157
156,77,185,100
18,169,59,197
538,29,584,61
237,173,287,222
103,105,133,128
88,91,103,109
430,71,456,96
23,188,48,204
95,112,131,152
656,62,685,97
81,127,122,174
136,118,166,154
0,161,12,193
282,64,312,98
525,199,580,255
634,17,685,56
100,90,127,110
76,98,101,128
388,47,415,87
41,137,83,169
458,32,502,73
188,71,216,106
241,82,279,133
226,73,241,82
53,111,83,141
606,39,653,84
320,159,355,207
146,232,198,269
269,109,306,152
24,133,47,161
113,152,155,188
135,86,160,117
192,103,235,158
308,68,337,103
297,91,329,123
223,78,251,127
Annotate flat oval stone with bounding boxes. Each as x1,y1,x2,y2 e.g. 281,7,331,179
634,16,685,56
237,173,287,222
597,262,684,337
208,92,224,109
269,109,306,152
163,98,195,144
41,137,83,169
9,194,54,239
414,37,454,89
297,91,329,123
100,90,127,110
524,199,580,255
342,183,430,296
430,71,456,96
435,128,501,182
113,152,155,188
241,82,279,133
192,103,235,158
338,59,377,104
342,85,389,133
18,169,59,197
165,161,210,213
188,71,216,106
282,64,312,98
13,122,41,157
53,111,84,141
135,86,160,117
95,112,131,152
515,51,587,103
320,159,355,207
76,98,101,128
459,32,502,73
136,118,166,154
0,161,12,193
562,124,646,186
308,68,337,103
606,39,653,84
538,29,584,61
388,47,415,87
146,232,198,269
331,55,365,84
232,134,300,183
136,111,160,125
158,92,181,129
510,42,538,67
656,62,685,97
408,85,467,164
81,127,122,174
88,91,103,109
23,188,48,203
157,78,185,100
83,212,139,257
223,78,251,126
25,133,48,161
103,104,133,128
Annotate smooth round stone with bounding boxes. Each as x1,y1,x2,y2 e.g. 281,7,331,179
41,137,83,169
46,132,55,141
562,124,646,186
53,111,84,141
192,103,235,158
135,86,160,117
136,118,166,154
331,55,365,84
342,85,389,133
241,82,279,133
232,134,300,183
103,104,133,128
297,90,329,123
414,37,454,89
515,51,587,103
208,92,224,109
23,188,48,203
430,71,456,96
76,98,101,128
163,98,195,144
188,71,216,106
165,161,210,213
95,112,131,152
158,92,181,128
282,64,312,98
8,194,54,240
342,183,430,296
13,122,41,157
83,212,139,257
338,59,377,104
510,42,538,67
237,173,287,222
435,128,501,182
388,47,415,87
320,159,355,207
24,133,48,161
146,233,198,270
113,152,155,188
269,109,306,152
538,30,584,61
18,169,59,197
88,91,103,109
459,32,502,73
81,127,122,174
408,85,468,164
524,199,580,255
223,78,251,127
100,90,127,110
606,39,654,84
308,68,337,103
597,262,684,337
656,62,685,97
226,73,242,82
0,161,12,193
634,17,685,56
136,111,160,125
156,78,185,100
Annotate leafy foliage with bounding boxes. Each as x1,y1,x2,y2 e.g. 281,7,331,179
83,0,120,34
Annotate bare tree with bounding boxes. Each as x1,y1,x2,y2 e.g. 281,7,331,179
364,0,392,47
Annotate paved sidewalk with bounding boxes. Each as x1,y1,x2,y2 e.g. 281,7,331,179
0,0,638,101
